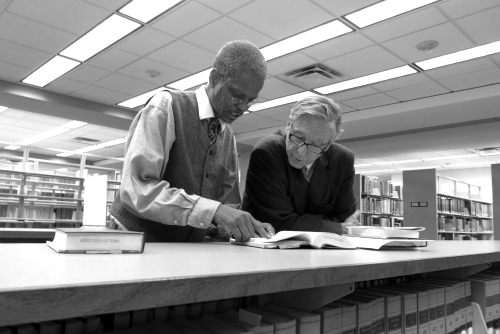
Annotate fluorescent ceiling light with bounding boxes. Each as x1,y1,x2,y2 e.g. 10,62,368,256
60,137,128,157
119,0,183,23
314,66,417,95
421,154,478,161
345,0,439,28
0,106,8,113
260,20,352,61
359,169,397,174
118,87,167,109
60,14,141,62
14,120,87,147
22,56,80,87
56,152,74,158
167,68,212,91
416,41,500,70
4,145,21,150
354,164,374,167
397,166,441,171
250,91,321,112
479,151,500,156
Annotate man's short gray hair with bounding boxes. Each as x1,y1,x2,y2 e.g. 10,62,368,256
289,96,344,141
213,40,267,82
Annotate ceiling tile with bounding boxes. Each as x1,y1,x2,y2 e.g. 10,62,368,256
455,6,500,45
7,0,110,35
362,7,448,43
147,40,216,73
71,85,133,105
88,48,140,72
2,126,40,137
385,81,450,101
372,73,431,91
9,120,57,131
256,110,289,123
117,58,189,86
90,128,128,137
83,0,129,11
0,12,77,54
338,103,356,113
152,2,221,37
92,73,158,96
65,65,111,84
381,22,475,64
230,122,258,134
313,0,379,16
196,0,253,14
258,77,304,100
266,53,317,76
438,0,500,19
182,17,274,53
0,109,32,119
329,86,380,101
117,28,176,57
229,0,334,40
46,78,88,95
236,113,285,128
256,104,294,118
437,67,500,91
425,57,497,80
0,39,50,69
0,117,18,126
342,93,399,110
0,60,31,82
23,114,70,126
323,45,406,78
303,33,374,62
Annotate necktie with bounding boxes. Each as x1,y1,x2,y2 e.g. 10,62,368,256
207,118,220,145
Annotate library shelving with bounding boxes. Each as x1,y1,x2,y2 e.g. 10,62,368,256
403,168,494,241
1,241,500,327
354,174,404,227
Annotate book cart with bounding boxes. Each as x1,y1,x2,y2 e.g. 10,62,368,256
354,174,404,227
403,168,494,241
0,241,499,332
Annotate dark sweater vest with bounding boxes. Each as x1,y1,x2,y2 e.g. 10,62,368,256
110,90,236,242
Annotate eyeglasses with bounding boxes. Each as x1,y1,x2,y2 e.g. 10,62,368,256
288,132,330,154
214,68,260,110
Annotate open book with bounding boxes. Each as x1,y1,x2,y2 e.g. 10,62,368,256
346,226,425,239
231,230,427,250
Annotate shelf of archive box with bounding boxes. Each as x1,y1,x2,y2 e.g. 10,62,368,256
361,192,403,200
436,192,492,205
437,211,493,220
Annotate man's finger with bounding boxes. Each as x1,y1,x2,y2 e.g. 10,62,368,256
231,228,243,242
344,210,361,222
252,218,271,239
263,223,275,236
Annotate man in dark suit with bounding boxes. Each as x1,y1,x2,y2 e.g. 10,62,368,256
241,95,359,235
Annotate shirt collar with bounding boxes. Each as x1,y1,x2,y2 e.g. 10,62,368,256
195,86,226,132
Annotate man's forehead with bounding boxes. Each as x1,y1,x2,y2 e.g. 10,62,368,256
292,116,332,142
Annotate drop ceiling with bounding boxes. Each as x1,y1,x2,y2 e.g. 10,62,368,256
0,0,499,172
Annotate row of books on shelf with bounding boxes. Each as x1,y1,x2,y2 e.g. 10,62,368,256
361,197,403,215
438,216,493,233
437,197,492,217
0,203,78,221
0,221,82,228
361,175,402,198
438,233,489,241
4,273,500,334
360,213,404,227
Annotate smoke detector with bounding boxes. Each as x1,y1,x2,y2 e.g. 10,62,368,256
284,63,343,86
145,70,161,78
417,40,439,53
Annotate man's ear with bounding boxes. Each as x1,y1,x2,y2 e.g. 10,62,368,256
208,69,221,87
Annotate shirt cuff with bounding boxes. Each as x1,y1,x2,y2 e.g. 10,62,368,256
187,197,221,229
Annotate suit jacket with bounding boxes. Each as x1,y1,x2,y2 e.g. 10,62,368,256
241,131,357,233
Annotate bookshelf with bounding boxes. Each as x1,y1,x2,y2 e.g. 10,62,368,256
354,174,404,227
403,168,494,241
0,241,500,327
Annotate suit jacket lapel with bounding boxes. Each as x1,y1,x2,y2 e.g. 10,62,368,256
307,153,331,212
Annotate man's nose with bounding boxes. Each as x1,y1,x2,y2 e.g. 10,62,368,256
297,145,308,156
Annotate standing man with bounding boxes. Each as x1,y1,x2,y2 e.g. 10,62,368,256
109,40,274,242
241,96,359,235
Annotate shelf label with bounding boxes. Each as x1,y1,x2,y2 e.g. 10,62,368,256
411,202,428,207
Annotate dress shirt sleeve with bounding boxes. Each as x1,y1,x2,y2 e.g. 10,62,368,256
119,92,220,229
244,146,340,233
216,137,242,209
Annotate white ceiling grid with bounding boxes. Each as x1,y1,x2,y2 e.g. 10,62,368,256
0,0,498,170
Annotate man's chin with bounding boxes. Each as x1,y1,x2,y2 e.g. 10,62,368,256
288,157,304,169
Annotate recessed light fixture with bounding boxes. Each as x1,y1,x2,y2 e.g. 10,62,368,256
9,120,87,149
4,145,21,150
344,0,440,28
60,14,141,62
415,40,500,70
57,137,128,157
22,56,80,87
118,87,168,109
260,20,352,61
314,65,417,95
249,91,320,112
0,106,8,114
119,0,183,23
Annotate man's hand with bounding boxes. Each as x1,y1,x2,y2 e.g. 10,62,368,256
213,205,275,242
340,210,361,234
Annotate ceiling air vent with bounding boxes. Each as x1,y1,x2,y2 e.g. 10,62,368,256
283,63,343,87
74,137,101,144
